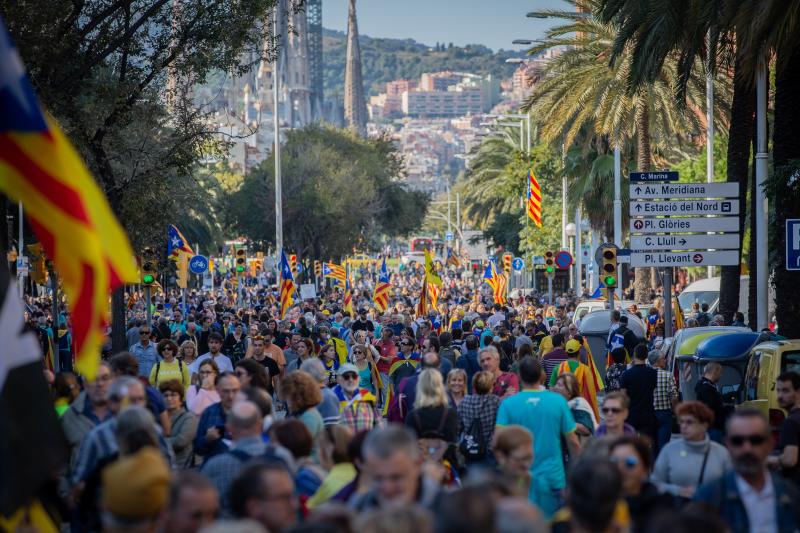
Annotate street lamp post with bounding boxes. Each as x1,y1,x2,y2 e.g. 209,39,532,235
273,6,283,281
755,54,768,330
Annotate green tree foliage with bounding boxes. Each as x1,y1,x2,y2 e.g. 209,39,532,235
225,124,428,259
322,29,521,95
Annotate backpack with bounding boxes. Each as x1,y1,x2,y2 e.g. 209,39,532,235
391,361,417,390
154,359,185,386
459,403,487,462
440,345,459,366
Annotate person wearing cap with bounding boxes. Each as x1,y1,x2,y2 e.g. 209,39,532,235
100,447,171,532
332,363,381,434
351,308,375,334
549,338,600,420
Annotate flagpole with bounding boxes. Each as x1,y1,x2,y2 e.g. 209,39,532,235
273,5,283,290
18,202,23,298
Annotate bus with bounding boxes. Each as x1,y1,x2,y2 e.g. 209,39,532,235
410,237,433,252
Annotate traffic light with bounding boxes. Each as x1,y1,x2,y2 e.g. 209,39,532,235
314,260,321,277
503,253,512,274
544,251,555,277
141,247,158,285
601,246,618,289
235,248,246,273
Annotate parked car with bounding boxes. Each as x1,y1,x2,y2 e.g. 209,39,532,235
676,332,776,407
740,339,800,431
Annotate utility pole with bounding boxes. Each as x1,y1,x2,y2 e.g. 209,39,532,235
706,30,715,279
17,202,23,297
755,55,769,330
613,145,622,299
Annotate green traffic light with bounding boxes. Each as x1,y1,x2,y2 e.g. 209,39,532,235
142,274,155,284
546,266,554,273
604,275,616,286
236,266,245,273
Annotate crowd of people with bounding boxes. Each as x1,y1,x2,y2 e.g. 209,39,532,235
25,260,799,532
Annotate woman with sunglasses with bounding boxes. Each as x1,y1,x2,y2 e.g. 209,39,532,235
595,391,636,438
150,339,190,388
608,436,673,533
652,401,731,501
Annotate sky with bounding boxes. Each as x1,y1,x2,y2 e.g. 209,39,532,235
322,0,564,53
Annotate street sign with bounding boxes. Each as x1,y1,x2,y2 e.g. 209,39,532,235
445,231,454,241
629,182,739,200
630,199,739,216
617,248,631,264
630,250,739,267
512,257,525,271
532,255,545,265
555,250,573,269
631,234,740,251
630,216,739,234
787,219,800,271
16,257,28,276
189,254,209,274
629,171,679,183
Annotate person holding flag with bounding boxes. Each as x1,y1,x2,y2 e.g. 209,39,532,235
279,250,296,320
549,338,601,420
483,260,507,305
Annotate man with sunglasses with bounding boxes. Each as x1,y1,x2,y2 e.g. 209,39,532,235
332,363,380,434
129,325,159,378
694,409,800,533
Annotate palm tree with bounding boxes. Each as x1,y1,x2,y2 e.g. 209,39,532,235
522,0,728,301
598,0,800,334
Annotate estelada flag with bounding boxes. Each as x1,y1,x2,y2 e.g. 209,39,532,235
279,250,295,319
372,257,391,312
424,249,442,287
168,224,194,260
323,262,346,285
0,20,137,379
0,264,68,528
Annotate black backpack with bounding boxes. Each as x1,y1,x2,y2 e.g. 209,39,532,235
459,402,487,462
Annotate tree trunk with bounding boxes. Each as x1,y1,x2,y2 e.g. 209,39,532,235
633,99,652,302
771,39,800,337
719,37,756,323
748,141,757,329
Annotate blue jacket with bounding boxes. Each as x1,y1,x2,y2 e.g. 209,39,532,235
693,470,800,533
193,403,230,462
456,349,480,392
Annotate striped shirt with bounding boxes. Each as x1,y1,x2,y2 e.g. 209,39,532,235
653,368,677,411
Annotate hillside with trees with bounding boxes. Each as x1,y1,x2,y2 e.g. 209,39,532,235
323,29,522,96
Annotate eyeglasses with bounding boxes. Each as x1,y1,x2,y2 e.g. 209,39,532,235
341,373,358,380
728,434,768,447
139,331,151,335
611,455,640,469
353,350,363,355
162,347,173,352
601,407,623,415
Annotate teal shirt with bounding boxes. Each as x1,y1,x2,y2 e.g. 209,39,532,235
496,389,576,488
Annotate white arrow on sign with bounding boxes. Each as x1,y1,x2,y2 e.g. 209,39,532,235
629,182,739,200
630,216,739,234
630,250,739,267
630,199,739,216
630,234,740,251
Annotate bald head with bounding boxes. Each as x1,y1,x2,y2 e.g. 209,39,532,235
422,351,440,369
228,400,262,439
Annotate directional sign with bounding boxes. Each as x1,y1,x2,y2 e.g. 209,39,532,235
631,234,740,251
630,199,739,217
788,219,800,271
512,257,525,271
532,255,545,265
630,250,739,267
630,171,679,183
555,250,573,270
630,216,739,234
445,231,454,241
630,182,739,200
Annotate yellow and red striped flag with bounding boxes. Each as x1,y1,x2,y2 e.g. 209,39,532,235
428,282,440,310
279,250,295,319
416,281,429,317
0,27,137,379
483,261,507,304
372,257,391,312
343,275,354,317
323,262,346,285
527,170,542,228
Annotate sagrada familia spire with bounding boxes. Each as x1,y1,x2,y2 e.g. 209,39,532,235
344,0,367,136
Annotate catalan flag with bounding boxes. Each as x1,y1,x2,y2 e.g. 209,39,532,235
279,250,295,319
168,224,194,260
323,262,346,285
446,247,460,268
428,282,440,310
372,257,391,312
527,170,542,228
672,296,685,330
483,261,507,304
416,280,429,317
0,21,137,380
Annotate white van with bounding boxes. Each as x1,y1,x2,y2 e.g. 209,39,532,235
677,276,749,317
